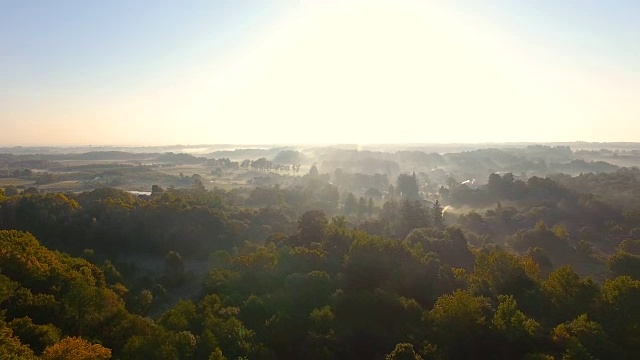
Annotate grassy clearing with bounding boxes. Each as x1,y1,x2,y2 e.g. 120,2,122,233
204,181,249,191
0,178,35,187
37,180,88,192
153,164,211,177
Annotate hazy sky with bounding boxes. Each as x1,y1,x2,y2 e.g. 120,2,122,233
2,0,639,146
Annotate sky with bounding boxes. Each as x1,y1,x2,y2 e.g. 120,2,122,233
1,0,639,146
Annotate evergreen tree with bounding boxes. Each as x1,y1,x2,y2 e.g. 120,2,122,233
396,173,420,201
433,199,444,229
357,197,367,218
343,193,358,215
398,200,430,237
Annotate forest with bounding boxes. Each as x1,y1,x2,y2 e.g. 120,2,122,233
1,143,640,359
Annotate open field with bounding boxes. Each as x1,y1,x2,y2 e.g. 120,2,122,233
153,164,210,177
0,178,34,187
36,180,87,192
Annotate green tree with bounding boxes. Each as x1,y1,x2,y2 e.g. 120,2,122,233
492,295,540,357
318,183,340,209
608,239,640,279
164,251,186,288
63,283,123,336
158,300,198,332
599,276,640,353
123,328,196,360
429,290,491,359
470,249,541,315
297,210,328,245
432,200,444,229
397,173,420,201
333,289,424,358
608,251,640,279
398,200,430,238
9,317,61,354
358,197,367,218
343,193,358,215
551,315,617,360
0,316,38,360
542,266,599,323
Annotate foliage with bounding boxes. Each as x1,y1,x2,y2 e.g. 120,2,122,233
41,336,111,360
1,174,639,358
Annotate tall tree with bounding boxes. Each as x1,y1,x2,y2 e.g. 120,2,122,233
398,200,430,238
298,210,328,245
432,200,444,229
357,197,367,218
396,173,420,201
343,193,358,215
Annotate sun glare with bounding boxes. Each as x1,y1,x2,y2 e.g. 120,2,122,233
4,0,638,146
200,0,622,145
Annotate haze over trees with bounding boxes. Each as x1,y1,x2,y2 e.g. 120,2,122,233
1,143,640,358
2,0,640,356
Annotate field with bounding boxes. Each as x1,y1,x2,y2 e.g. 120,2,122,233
0,178,34,187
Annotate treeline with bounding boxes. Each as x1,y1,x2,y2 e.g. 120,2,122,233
0,187,297,258
2,144,628,181
447,171,640,237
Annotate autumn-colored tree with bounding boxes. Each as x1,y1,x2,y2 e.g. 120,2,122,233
41,336,111,360
385,343,423,360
